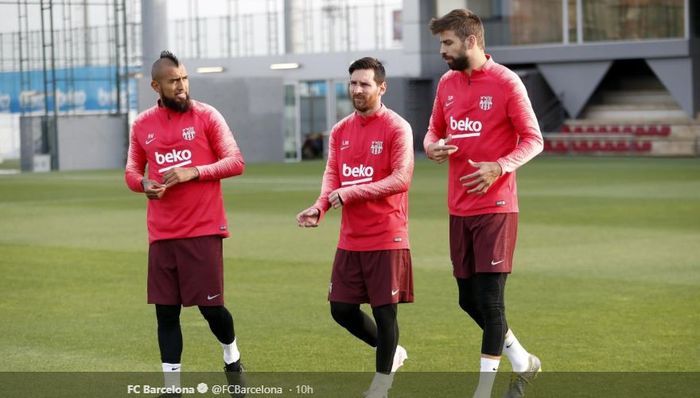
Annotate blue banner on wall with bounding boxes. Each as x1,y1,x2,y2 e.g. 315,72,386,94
0,66,138,113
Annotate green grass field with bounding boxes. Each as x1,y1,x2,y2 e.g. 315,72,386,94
0,157,699,374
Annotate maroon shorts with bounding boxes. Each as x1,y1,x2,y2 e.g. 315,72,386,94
449,213,518,279
148,235,225,307
328,248,414,307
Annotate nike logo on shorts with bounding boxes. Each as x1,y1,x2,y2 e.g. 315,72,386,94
491,259,504,266
391,289,399,296
207,294,221,300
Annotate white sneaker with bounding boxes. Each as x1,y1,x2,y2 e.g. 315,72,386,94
391,345,407,373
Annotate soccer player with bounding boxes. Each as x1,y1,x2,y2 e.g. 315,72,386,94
125,51,246,395
425,9,544,398
296,57,414,398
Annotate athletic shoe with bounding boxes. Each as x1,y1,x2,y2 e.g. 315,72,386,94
391,345,408,373
224,359,246,398
502,354,541,398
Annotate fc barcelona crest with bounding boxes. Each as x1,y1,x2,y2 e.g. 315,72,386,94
370,141,383,155
182,126,196,141
479,96,493,111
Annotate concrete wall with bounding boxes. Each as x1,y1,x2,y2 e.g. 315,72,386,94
191,76,285,163
138,76,286,163
56,115,128,170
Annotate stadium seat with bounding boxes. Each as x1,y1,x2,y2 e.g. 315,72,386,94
603,141,616,151
585,126,596,133
622,125,633,134
633,141,652,152
634,126,647,135
572,141,590,152
614,141,630,152
591,141,603,151
553,141,568,153
597,126,609,133
560,124,571,133
659,125,671,136
610,125,621,133
573,126,584,133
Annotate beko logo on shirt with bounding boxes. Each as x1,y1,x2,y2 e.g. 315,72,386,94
343,163,374,178
155,149,193,173
341,163,374,186
155,149,192,164
449,116,483,132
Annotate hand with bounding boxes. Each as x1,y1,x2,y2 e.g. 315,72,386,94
142,178,166,200
162,167,199,188
427,135,458,164
328,190,344,209
459,159,502,195
296,207,320,228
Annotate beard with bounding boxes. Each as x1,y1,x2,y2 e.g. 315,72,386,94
352,94,379,113
161,92,191,113
444,53,470,71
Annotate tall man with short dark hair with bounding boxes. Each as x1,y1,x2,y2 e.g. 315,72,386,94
125,51,246,393
297,57,414,398
425,9,544,398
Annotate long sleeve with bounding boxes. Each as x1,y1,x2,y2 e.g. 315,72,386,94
496,76,543,173
337,122,413,205
196,107,245,180
124,127,146,192
424,82,446,153
312,127,340,219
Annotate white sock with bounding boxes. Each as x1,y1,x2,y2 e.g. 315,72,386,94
367,372,394,395
473,357,499,398
222,338,240,364
162,362,181,389
503,329,530,372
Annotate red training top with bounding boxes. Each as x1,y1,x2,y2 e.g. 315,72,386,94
424,55,543,216
125,99,245,243
314,105,414,251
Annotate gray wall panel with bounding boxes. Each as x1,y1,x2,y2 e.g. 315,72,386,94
190,77,285,163
56,115,128,171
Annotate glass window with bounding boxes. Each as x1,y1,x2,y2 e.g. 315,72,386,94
299,80,327,160
335,82,352,122
283,84,299,161
583,0,685,42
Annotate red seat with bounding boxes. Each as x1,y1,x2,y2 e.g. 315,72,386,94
634,126,647,135
633,141,652,152
553,141,568,152
660,125,671,136
610,126,621,133
585,126,596,133
572,141,590,152
622,126,633,134
543,140,553,151
597,126,609,133
647,125,660,135
603,141,616,151
560,125,571,133
614,141,630,152
573,126,584,133
591,141,603,151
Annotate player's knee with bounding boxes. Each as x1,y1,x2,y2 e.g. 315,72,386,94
371,304,397,327
330,302,358,326
198,305,226,321
155,304,181,328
